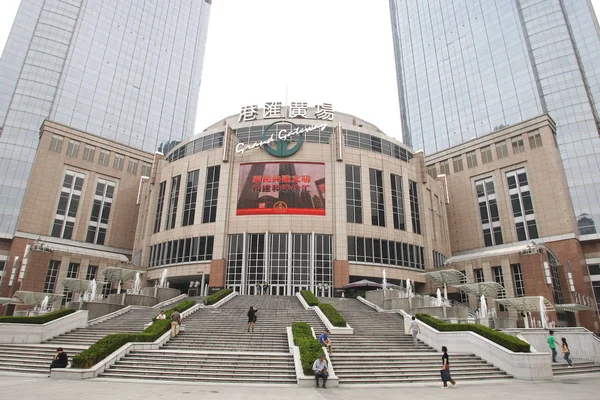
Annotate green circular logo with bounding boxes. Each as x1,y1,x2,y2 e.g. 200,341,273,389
262,121,304,157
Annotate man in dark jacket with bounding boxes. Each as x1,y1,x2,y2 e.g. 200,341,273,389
50,347,68,371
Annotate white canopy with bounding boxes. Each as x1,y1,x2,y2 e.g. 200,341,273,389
424,269,469,285
454,282,507,298
495,296,555,312
11,291,64,305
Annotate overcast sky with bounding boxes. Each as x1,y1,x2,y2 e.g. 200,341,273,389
1,0,600,144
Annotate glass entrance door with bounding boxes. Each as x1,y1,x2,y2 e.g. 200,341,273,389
270,284,286,296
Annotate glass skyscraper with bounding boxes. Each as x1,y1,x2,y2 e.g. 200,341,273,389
0,0,211,238
390,0,600,235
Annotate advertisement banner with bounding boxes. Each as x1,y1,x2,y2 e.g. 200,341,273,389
236,162,325,216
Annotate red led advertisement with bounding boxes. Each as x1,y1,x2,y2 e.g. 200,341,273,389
236,162,325,216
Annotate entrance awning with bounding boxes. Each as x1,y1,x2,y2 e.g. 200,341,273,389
495,296,555,312
11,291,64,305
343,279,382,288
424,270,469,285
554,303,592,312
454,282,507,298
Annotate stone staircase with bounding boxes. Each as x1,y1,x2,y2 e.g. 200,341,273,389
552,361,600,376
318,297,511,384
100,295,326,383
0,306,160,375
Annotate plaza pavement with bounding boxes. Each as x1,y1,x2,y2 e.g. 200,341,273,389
0,374,599,400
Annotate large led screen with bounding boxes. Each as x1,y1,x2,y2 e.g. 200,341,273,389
236,162,325,216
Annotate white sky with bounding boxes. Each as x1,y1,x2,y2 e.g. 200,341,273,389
1,0,600,143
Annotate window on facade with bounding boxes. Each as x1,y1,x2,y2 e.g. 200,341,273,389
466,151,478,168
427,165,437,178
480,146,493,164
166,175,181,230
202,166,220,223
492,266,507,310
346,164,362,223
85,265,98,280
66,140,80,157
511,136,525,154
141,163,152,177
439,160,450,176
82,145,95,162
433,251,447,268
183,170,199,226
390,174,405,230
475,177,503,247
66,262,79,278
474,268,485,283
369,168,385,227
149,235,214,267
506,169,538,241
459,270,469,303
127,159,138,174
511,263,525,297
528,132,542,149
98,149,110,166
453,156,464,173
409,180,421,234
153,181,166,233
113,154,124,171
43,260,60,293
348,236,425,270
496,141,508,159
49,135,64,153
86,179,115,245
51,171,85,240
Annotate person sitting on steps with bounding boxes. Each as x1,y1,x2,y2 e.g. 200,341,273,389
319,328,333,354
49,347,68,376
313,354,328,388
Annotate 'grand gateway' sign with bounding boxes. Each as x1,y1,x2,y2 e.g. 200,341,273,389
235,121,327,157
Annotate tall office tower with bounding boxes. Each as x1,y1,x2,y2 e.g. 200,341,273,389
0,0,212,238
390,0,600,234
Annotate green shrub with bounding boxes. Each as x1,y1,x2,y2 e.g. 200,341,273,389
300,290,319,306
0,308,76,324
292,322,324,376
72,299,196,368
416,314,530,353
318,303,347,327
203,288,233,305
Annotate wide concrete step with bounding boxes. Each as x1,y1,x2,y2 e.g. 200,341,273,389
332,360,492,368
99,371,297,383
334,365,504,374
119,359,293,367
338,373,511,384
552,361,600,375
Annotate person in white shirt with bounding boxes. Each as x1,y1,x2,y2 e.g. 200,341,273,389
312,354,328,389
409,316,421,347
156,311,166,320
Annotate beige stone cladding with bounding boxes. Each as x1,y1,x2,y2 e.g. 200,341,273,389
19,120,154,250
135,110,452,288
425,114,576,253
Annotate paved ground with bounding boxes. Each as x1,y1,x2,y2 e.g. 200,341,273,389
0,374,599,400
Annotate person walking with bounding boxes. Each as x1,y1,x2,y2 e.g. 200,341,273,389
312,354,328,388
170,308,181,338
561,337,574,367
548,330,557,363
247,306,258,332
441,346,456,388
409,316,421,347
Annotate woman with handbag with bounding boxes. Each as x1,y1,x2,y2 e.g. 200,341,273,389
441,346,456,388
247,306,258,333
561,338,574,367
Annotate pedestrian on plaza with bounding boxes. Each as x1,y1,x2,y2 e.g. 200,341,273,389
247,306,257,332
409,316,421,347
548,330,557,362
312,354,328,388
319,328,333,354
255,283,261,295
440,346,456,388
170,308,181,337
561,337,574,367
49,347,68,373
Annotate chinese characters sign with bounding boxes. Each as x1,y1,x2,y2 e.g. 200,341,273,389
238,102,334,122
237,162,325,216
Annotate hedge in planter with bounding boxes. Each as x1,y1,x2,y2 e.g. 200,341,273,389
72,299,196,368
292,322,324,376
317,303,346,327
416,314,530,353
0,308,76,324
300,290,318,307
203,288,233,305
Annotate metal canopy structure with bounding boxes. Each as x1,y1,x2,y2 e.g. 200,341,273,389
454,282,507,298
11,291,64,305
60,278,107,293
102,267,139,283
554,303,592,313
0,297,12,305
495,296,555,312
343,279,382,288
424,270,469,286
